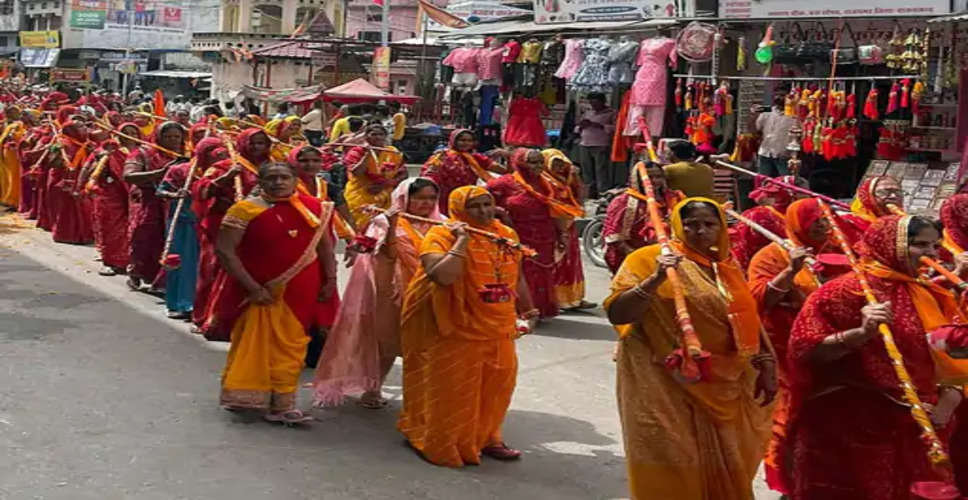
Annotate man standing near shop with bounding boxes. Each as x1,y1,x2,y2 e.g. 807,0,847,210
575,92,615,199
754,94,796,177
301,100,326,146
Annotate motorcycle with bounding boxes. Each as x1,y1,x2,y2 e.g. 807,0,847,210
581,188,624,269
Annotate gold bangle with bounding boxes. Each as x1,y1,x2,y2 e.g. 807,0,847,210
447,249,467,258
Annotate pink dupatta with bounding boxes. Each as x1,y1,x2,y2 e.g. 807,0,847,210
312,178,443,406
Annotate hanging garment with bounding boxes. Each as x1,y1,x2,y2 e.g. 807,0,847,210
479,85,500,126
569,38,611,91
607,40,639,85
554,38,584,81
504,97,548,147
630,37,677,106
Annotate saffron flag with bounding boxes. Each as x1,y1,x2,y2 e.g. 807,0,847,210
417,0,469,28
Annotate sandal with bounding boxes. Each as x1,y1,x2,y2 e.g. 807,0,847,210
167,310,190,320
264,409,313,426
481,443,522,461
98,266,117,276
126,277,142,291
564,300,598,311
357,392,389,410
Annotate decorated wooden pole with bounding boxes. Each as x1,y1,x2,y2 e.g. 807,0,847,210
361,205,537,257
725,207,821,287
817,199,950,470
714,159,852,211
636,119,706,383
92,122,185,159
159,158,198,271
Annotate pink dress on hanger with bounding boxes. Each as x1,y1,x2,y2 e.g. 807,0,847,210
626,37,677,137
554,39,584,81
504,97,548,147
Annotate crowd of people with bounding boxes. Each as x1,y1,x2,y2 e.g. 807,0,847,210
4,83,968,500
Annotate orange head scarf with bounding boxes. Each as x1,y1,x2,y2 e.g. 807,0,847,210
669,197,762,356
850,175,895,221
448,185,495,228
785,198,828,251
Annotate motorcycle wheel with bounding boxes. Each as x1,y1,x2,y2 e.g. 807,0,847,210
581,218,607,269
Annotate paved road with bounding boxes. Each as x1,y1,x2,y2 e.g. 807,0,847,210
0,213,778,500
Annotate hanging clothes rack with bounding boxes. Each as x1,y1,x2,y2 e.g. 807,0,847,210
672,74,920,81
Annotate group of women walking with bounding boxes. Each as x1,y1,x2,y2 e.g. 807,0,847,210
6,89,968,499
603,157,968,499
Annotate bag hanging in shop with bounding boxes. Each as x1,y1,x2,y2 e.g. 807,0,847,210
830,23,859,66
676,21,718,63
796,21,832,62
773,23,806,64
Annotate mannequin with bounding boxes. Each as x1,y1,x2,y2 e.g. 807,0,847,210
607,35,638,86
478,36,504,125
443,41,480,89
501,37,522,91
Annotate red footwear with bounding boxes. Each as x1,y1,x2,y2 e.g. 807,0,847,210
481,443,522,461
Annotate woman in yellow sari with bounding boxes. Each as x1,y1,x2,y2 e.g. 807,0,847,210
0,105,27,207
215,162,337,425
343,123,405,227
397,185,537,467
605,197,777,500
265,115,304,162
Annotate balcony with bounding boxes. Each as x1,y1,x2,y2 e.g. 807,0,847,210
191,31,293,52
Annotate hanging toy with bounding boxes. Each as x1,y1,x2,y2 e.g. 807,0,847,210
675,78,684,109
714,82,729,117
886,82,900,114
737,36,748,71
798,88,811,119
863,87,879,120
900,78,911,108
846,92,856,120
755,25,775,65
911,80,924,115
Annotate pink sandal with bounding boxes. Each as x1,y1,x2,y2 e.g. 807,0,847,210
481,443,522,461
263,409,313,426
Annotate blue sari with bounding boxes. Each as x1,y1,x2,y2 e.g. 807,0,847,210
159,165,200,314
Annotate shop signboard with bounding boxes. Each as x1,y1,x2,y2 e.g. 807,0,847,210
372,46,391,90
51,68,92,82
20,48,61,68
70,0,108,29
427,1,531,30
719,0,949,18
104,0,186,33
19,31,60,48
533,0,682,24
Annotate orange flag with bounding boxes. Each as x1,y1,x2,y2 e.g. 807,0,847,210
417,0,469,28
153,89,166,119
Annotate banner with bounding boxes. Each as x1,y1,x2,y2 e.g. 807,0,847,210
533,0,683,23
104,0,186,32
719,0,948,17
51,68,92,82
70,0,108,29
423,0,528,30
20,48,60,68
372,46,391,91
417,0,470,28
19,31,60,48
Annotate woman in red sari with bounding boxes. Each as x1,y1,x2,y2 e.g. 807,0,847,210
786,215,968,500
124,121,186,291
216,162,337,424
46,118,95,244
728,176,798,271
196,129,272,339
80,122,140,274
17,116,51,220
421,129,506,215
747,198,834,494
602,162,684,274
543,148,595,310
842,175,905,242
488,148,583,319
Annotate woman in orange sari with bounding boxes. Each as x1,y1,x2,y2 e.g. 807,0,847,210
314,177,443,408
605,197,776,500
397,185,536,467
786,215,968,500
746,198,835,494
216,162,337,424
342,123,405,228
0,105,26,208
728,175,798,271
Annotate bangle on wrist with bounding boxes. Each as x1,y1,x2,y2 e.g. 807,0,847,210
751,352,775,369
767,280,790,293
632,283,654,300
447,249,467,259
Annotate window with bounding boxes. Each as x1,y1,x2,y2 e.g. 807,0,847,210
366,13,382,21
357,31,384,42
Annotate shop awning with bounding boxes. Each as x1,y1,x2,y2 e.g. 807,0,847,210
139,70,212,79
928,11,968,22
240,83,326,103
322,78,420,104
439,17,677,38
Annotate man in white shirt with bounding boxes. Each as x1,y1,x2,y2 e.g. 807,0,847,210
753,94,797,177
301,100,326,146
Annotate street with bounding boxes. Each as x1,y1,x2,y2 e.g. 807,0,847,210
0,212,778,500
